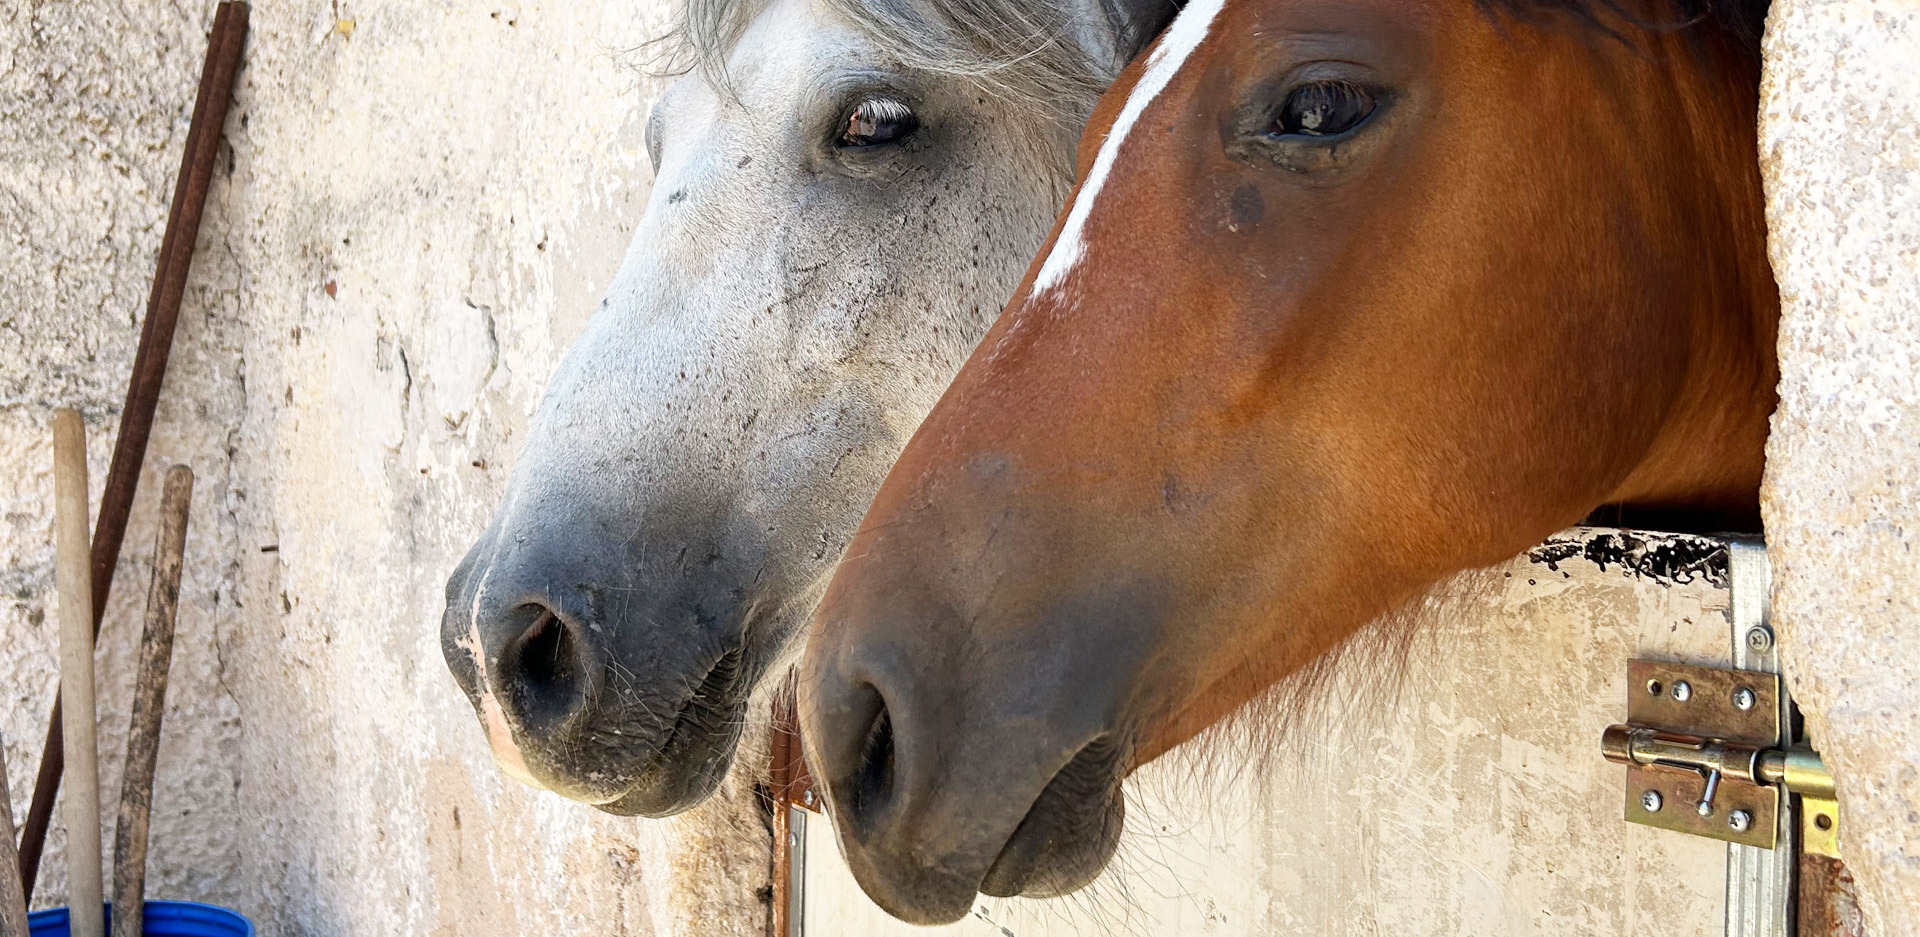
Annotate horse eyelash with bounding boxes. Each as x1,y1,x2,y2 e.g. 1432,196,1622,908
846,98,914,139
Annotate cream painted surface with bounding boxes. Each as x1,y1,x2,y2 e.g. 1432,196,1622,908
0,2,769,935
804,533,1763,936
1760,2,1920,933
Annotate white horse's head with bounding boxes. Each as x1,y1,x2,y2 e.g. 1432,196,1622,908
443,0,1176,816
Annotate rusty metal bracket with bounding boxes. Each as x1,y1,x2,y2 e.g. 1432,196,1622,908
770,673,819,937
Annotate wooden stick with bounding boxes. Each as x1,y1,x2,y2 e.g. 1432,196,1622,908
110,467,192,937
52,411,103,937
19,1,250,900
0,737,31,937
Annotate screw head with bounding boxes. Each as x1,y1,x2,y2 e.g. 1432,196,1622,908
1745,626,1775,653
802,789,815,807
1641,790,1664,813
1732,687,1757,711
1728,810,1753,833
1671,680,1693,702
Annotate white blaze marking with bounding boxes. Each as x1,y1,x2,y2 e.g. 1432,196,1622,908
1030,0,1230,295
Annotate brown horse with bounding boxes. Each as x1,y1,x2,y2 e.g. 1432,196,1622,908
797,0,1778,924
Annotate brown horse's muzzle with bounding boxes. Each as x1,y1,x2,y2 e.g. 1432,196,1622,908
801,545,1165,923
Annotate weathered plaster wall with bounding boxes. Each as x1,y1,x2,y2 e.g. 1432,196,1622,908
8,2,1919,935
1,2,768,935
1761,2,1920,933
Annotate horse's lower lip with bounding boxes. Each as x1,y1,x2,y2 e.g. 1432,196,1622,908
582,750,732,817
588,786,671,816
977,791,1125,899
977,738,1128,899
582,685,751,816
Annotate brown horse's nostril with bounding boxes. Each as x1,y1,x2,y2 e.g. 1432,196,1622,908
825,680,897,831
502,604,595,731
852,699,895,819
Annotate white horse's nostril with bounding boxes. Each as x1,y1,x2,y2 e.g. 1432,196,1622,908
482,689,543,789
461,619,546,790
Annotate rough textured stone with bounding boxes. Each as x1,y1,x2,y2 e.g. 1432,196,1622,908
1760,2,1920,932
0,2,768,935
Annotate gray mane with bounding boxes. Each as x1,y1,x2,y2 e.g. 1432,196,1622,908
661,0,1165,123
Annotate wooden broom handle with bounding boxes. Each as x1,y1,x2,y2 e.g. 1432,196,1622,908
110,467,193,937
0,738,30,937
53,411,103,937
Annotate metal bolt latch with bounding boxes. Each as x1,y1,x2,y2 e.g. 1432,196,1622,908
1601,660,1837,854
1695,770,1722,817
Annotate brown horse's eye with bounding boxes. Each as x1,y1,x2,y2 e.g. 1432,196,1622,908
839,98,918,148
1273,80,1375,138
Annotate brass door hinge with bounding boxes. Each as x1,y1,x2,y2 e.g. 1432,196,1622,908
1601,659,1838,857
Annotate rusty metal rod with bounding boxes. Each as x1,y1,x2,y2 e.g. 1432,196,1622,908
18,2,249,901
111,467,192,937
0,737,30,937
53,411,103,937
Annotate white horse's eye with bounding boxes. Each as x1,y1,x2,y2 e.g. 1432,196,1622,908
646,101,665,173
839,97,918,148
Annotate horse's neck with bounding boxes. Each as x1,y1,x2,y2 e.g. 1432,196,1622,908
1601,26,1777,533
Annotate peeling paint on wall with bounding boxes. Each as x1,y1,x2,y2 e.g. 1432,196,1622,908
1529,530,1733,589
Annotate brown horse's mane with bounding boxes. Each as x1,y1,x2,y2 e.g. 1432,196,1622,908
1486,0,1772,52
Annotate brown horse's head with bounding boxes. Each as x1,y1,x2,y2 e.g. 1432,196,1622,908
799,0,1778,923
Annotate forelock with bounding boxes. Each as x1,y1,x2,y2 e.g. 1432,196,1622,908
647,0,769,84
654,0,1168,126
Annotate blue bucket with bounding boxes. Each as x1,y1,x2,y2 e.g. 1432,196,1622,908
27,902,252,937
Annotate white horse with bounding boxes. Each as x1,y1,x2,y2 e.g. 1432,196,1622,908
443,0,1177,816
